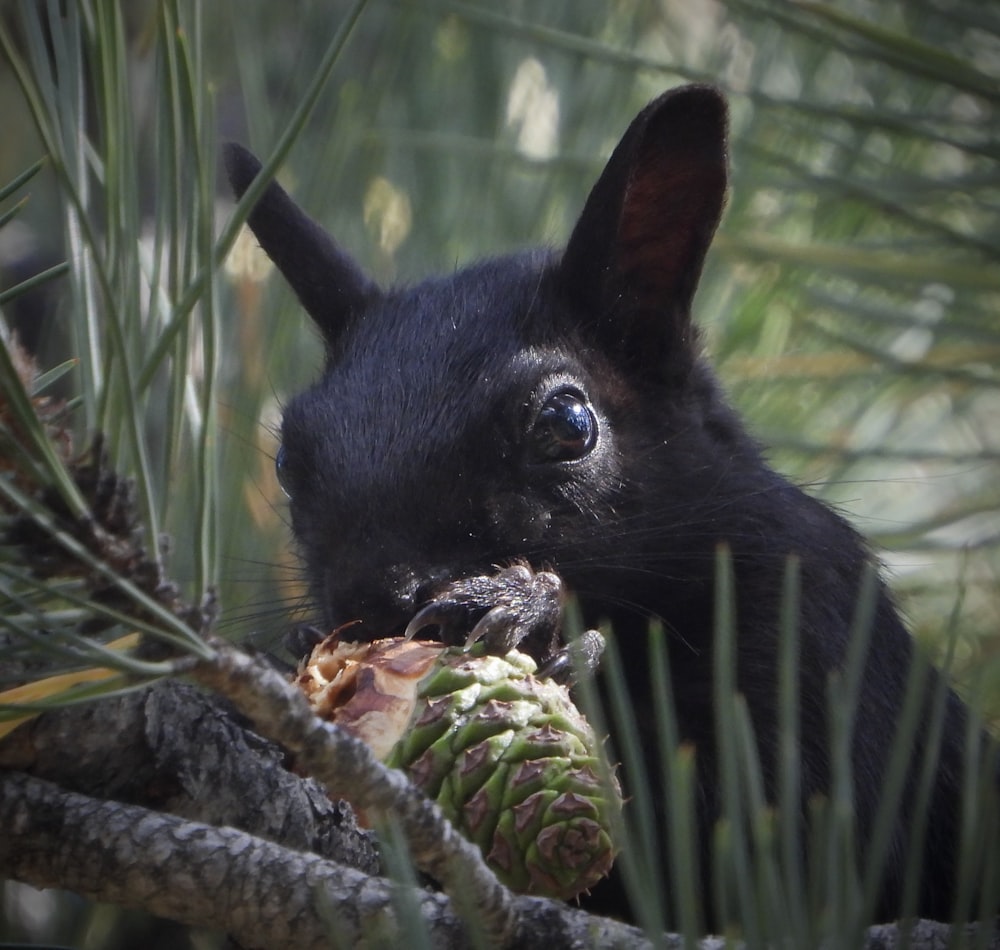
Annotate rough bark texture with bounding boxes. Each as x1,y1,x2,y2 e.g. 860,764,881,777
1,653,996,949
0,770,652,949
0,771,463,948
191,640,524,945
2,772,993,950
0,678,378,872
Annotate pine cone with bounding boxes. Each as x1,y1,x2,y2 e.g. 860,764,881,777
296,634,620,900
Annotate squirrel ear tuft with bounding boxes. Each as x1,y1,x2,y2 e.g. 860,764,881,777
559,85,728,373
224,143,377,350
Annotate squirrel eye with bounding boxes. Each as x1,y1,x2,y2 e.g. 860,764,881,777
275,445,292,498
530,390,597,462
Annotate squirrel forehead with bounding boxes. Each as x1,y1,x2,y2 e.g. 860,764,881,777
279,253,574,454
334,252,563,387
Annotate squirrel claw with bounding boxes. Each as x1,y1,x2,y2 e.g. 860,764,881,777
403,601,465,643
410,562,567,664
536,629,606,685
466,604,521,653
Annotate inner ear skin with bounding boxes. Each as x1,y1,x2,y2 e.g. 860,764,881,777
614,141,726,315
555,87,727,381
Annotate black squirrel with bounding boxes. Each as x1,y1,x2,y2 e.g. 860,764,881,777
226,85,995,925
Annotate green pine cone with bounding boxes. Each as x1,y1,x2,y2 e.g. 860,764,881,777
297,635,621,900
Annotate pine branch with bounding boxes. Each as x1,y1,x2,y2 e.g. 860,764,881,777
0,771,467,949
2,771,988,949
0,642,647,947
0,678,377,871
190,639,524,946
0,757,650,948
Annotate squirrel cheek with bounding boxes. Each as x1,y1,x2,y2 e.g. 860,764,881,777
485,493,551,545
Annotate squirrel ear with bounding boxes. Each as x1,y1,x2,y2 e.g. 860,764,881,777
559,85,728,372
224,143,376,350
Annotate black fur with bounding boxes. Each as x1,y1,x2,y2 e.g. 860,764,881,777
227,85,994,925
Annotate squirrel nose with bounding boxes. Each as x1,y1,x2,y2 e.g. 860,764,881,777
335,601,411,641
322,565,421,640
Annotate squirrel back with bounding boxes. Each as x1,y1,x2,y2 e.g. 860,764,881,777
227,85,994,925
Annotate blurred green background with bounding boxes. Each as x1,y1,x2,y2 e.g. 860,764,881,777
1,0,998,944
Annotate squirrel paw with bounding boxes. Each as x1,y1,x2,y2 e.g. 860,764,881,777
404,563,561,658
403,563,603,683
536,628,605,686
284,623,327,659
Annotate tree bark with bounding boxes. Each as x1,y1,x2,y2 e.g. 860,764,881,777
3,773,991,950
0,770,464,949
1,663,995,949
0,770,658,949
0,678,378,871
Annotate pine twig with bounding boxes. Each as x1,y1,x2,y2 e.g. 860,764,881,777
2,770,987,950
0,770,466,949
191,638,525,947
0,678,378,871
